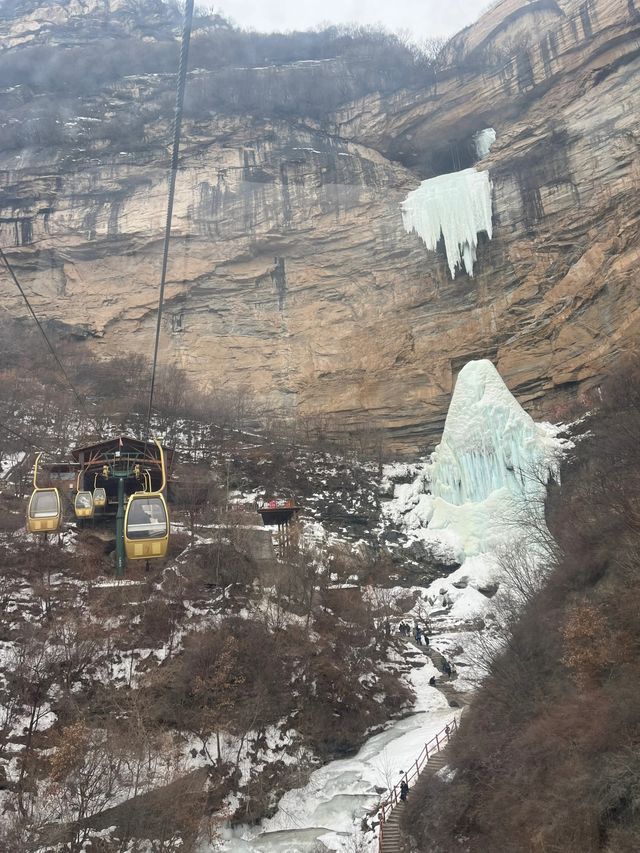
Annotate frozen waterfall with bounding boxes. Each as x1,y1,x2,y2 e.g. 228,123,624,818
473,127,496,159
400,168,493,278
430,360,561,507
382,359,569,648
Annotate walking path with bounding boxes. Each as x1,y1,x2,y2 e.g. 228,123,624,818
375,637,466,853
379,747,449,853
406,637,471,709
376,716,455,853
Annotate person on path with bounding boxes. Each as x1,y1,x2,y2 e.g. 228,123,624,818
415,625,422,644
429,675,436,686
400,779,409,801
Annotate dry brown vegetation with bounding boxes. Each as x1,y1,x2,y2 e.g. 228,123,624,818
0,322,410,849
0,310,415,849
0,5,444,154
0,532,411,848
402,357,640,852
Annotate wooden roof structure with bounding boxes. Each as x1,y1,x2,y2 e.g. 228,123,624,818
70,436,175,469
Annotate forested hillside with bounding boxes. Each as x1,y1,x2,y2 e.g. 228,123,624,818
2,0,640,850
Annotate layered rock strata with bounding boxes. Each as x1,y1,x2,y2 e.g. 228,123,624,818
0,0,639,453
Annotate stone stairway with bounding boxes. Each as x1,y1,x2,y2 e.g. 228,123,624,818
374,640,461,852
379,748,449,853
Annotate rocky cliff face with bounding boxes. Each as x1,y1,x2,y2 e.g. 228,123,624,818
1,0,639,453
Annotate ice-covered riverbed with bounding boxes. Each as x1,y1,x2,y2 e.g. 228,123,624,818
217,650,455,852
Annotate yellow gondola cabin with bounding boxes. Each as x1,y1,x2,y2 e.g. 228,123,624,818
74,490,94,519
124,493,169,559
27,488,62,533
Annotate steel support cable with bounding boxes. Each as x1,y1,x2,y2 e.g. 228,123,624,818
144,0,195,438
0,246,93,423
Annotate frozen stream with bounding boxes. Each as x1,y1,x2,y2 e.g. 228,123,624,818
218,648,456,852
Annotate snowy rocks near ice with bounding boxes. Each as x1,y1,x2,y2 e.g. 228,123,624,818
401,167,493,278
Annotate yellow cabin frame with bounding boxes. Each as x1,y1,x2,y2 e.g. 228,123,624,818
27,454,62,533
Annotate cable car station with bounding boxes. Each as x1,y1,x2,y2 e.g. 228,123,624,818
27,435,174,577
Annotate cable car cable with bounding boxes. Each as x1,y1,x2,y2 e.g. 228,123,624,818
144,0,195,438
0,247,93,422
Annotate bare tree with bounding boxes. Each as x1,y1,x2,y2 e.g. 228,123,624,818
10,631,63,816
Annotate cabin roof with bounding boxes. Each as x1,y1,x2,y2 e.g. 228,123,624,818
71,435,175,465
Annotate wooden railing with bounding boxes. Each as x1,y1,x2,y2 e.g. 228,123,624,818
377,718,458,849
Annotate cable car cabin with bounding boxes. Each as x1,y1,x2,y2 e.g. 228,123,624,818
124,494,169,560
27,488,62,533
93,487,107,508
37,463,80,497
74,491,94,519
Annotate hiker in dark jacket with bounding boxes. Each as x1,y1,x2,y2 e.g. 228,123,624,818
400,779,409,801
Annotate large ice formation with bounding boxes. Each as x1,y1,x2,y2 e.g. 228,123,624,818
431,360,560,506
473,127,496,159
400,168,493,278
382,359,567,562
379,359,570,694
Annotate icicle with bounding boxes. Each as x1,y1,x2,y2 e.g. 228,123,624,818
473,128,496,159
400,168,493,278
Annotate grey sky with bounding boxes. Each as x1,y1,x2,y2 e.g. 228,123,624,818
212,0,491,41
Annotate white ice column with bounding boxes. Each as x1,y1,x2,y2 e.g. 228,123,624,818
401,168,493,278
430,360,561,506
473,128,496,159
